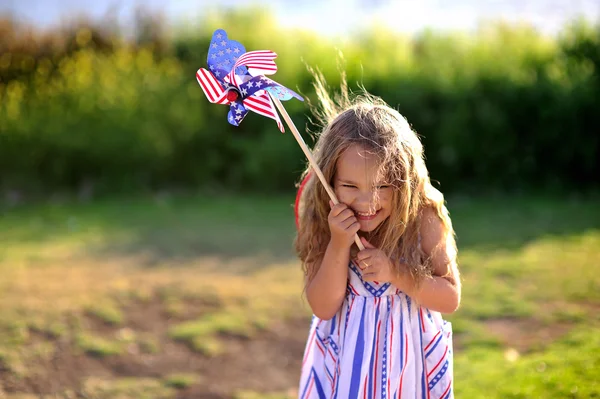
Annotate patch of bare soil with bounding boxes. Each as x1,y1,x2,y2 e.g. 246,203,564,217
0,298,310,399
484,318,573,353
484,301,600,354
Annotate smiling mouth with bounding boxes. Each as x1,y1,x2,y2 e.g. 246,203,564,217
356,209,381,220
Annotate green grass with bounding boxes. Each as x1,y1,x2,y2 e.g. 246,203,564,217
454,327,600,398
169,309,259,356
163,373,198,389
76,333,124,357
137,334,161,354
85,300,125,326
0,193,297,266
0,192,598,397
80,377,176,399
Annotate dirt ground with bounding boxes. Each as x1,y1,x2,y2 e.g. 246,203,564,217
0,298,580,399
0,298,309,399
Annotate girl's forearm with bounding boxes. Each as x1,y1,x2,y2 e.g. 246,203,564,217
306,240,350,320
392,272,460,314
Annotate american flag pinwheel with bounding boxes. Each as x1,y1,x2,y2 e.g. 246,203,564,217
195,29,364,250
196,29,303,132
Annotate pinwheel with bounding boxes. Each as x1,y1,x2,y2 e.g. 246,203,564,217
196,29,365,250
196,29,303,132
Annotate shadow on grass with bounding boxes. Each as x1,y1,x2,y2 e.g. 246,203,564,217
0,193,299,270
447,194,600,251
1,192,599,270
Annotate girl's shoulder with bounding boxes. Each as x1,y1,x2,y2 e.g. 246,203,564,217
418,206,448,251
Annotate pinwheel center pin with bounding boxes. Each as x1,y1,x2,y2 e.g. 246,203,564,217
226,89,239,102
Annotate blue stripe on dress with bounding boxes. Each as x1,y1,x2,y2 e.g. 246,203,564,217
428,359,449,391
425,334,444,358
348,299,367,398
300,369,313,399
400,298,404,370
312,367,327,399
381,296,391,399
330,315,336,335
326,363,334,384
367,299,382,398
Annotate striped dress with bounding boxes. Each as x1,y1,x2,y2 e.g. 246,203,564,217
298,260,454,399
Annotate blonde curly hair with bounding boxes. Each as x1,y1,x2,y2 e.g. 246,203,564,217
295,70,456,289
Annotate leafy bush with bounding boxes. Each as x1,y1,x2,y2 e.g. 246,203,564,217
0,10,598,196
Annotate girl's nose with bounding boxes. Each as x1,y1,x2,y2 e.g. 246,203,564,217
355,189,378,208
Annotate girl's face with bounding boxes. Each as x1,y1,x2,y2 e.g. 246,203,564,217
333,144,393,233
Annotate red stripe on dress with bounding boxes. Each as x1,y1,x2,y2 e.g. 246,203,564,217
398,333,408,397
424,331,442,352
373,318,382,398
303,376,315,399
439,380,452,399
327,345,336,364
314,337,326,356
302,328,317,366
428,345,449,378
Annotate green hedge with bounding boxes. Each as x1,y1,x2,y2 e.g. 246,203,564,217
0,10,598,195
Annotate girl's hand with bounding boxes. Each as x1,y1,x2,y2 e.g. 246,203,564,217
355,237,395,283
328,201,360,249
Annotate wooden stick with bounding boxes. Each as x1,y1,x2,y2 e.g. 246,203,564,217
269,94,364,251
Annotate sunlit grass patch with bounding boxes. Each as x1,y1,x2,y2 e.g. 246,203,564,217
234,391,295,399
81,377,176,399
137,334,161,354
449,230,600,322
163,373,199,389
0,319,30,346
76,333,123,357
0,347,27,377
85,300,124,326
27,316,69,339
454,326,600,398
169,309,256,353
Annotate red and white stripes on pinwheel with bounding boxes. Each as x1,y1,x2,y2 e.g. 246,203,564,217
227,50,278,82
196,68,228,104
196,49,284,132
243,91,283,131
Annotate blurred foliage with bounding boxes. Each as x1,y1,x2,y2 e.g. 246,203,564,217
0,9,598,197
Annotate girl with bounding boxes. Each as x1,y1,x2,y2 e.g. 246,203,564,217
295,75,461,399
